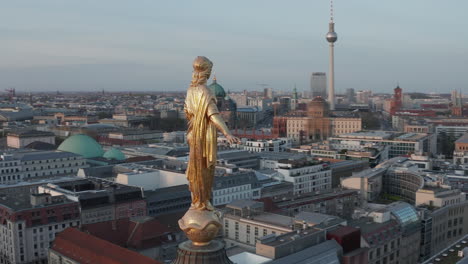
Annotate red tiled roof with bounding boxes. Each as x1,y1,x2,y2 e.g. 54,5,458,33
81,217,172,250
51,228,161,264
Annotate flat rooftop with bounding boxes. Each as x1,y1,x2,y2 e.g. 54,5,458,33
348,167,386,179
1,150,81,162
259,227,322,247
337,131,429,141
44,178,142,197
337,131,394,140
0,189,75,211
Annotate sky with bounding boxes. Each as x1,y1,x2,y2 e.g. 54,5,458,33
0,0,467,94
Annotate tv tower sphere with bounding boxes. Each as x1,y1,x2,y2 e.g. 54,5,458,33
326,29,337,43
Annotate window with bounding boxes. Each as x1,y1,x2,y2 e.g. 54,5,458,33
255,227,259,236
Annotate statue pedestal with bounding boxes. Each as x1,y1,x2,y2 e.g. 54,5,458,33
172,240,233,264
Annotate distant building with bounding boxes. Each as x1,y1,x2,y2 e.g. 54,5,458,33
264,189,359,219
208,77,237,129
264,88,273,99
145,185,191,217
0,150,87,185
356,90,372,105
38,178,146,225
345,88,356,104
115,161,187,191
341,168,385,202
237,107,261,128
274,97,361,143
351,202,421,264
454,133,468,165
218,150,260,169
108,129,163,142
162,131,186,143
328,131,436,158
256,231,342,264
0,189,81,264
276,159,332,195
212,170,262,207
7,130,55,149
418,190,468,261
310,72,327,99
242,138,292,153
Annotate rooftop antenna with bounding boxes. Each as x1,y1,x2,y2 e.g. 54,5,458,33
330,0,334,22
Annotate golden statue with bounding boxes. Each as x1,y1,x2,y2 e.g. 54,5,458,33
179,56,239,246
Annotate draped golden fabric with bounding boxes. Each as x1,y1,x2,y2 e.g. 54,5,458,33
184,85,219,209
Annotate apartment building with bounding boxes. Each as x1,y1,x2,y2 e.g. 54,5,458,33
38,178,146,225
0,150,87,185
0,190,81,264
276,159,331,195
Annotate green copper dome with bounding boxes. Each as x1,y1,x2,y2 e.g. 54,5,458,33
58,134,104,158
103,148,126,161
208,77,226,98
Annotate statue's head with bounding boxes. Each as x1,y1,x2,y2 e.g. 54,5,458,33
190,56,213,87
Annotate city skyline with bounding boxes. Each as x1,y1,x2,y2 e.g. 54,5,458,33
1,0,467,93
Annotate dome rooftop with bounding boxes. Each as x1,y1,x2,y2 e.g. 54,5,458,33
208,77,226,98
58,134,104,158
103,148,126,161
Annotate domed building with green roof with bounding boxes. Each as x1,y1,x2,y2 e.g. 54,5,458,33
58,134,105,158
103,147,126,161
208,77,227,98
207,76,237,128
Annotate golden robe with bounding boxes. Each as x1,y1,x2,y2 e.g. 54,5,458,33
184,85,219,209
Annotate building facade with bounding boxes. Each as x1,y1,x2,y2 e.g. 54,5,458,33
7,131,55,149
0,190,81,264
310,72,327,99
38,178,146,225
0,151,87,185
276,159,332,195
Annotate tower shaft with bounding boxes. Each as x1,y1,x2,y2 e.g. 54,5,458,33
328,42,335,110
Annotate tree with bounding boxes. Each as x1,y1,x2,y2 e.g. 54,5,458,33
360,112,380,130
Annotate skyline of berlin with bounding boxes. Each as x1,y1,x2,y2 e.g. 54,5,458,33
0,0,467,93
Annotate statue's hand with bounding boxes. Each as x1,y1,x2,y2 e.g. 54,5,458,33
226,134,240,145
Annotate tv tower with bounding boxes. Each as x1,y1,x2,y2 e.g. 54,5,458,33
326,0,338,110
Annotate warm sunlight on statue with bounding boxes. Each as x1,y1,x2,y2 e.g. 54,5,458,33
179,56,239,246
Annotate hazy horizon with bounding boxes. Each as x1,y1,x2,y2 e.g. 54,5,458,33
1,0,467,94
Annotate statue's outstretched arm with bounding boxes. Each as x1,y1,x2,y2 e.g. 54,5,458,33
210,114,240,145
210,114,231,137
